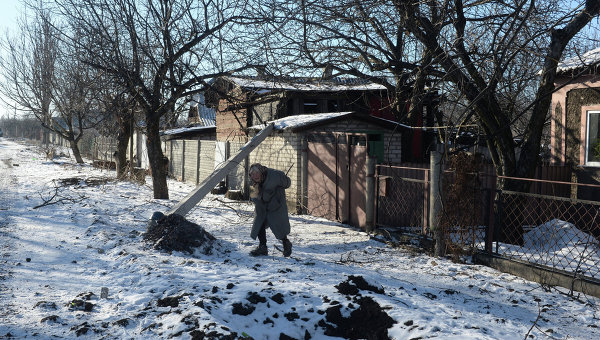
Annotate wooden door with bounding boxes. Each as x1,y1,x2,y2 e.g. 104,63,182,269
307,135,337,221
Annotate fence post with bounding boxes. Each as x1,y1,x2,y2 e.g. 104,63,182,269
430,151,444,256
486,176,497,254
169,140,173,177
182,140,186,182
301,136,308,214
196,140,201,185
365,156,376,232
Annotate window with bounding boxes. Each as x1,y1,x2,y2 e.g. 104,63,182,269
585,111,600,166
303,100,320,114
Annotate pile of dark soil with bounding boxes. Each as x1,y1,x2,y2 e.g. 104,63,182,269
320,275,395,340
321,296,395,340
335,275,385,295
144,213,216,254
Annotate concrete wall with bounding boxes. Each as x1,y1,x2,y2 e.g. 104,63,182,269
249,130,303,211
91,130,146,168
163,139,217,185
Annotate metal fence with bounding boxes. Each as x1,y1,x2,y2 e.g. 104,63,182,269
376,164,429,235
376,164,600,282
493,177,600,280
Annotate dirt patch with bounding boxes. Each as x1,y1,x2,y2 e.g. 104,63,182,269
66,292,96,312
59,176,112,186
231,302,255,316
144,213,216,254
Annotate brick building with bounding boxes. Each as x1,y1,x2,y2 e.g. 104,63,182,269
175,75,406,227
246,112,403,227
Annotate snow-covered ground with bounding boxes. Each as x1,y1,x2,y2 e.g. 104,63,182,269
1,137,599,340
497,219,600,279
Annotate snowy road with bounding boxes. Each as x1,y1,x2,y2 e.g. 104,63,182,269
0,138,599,340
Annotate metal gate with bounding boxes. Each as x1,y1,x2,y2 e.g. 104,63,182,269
376,164,430,235
307,133,368,228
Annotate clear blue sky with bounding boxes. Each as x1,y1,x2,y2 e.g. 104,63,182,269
0,0,596,119
0,0,20,35
0,1,21,118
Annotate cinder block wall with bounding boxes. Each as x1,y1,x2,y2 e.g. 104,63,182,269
249,130,302,211
310,119,402,164
183,140,197,183
227,141,247,191
199,141,216,183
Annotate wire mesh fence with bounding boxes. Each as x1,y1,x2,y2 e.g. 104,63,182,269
376,165,429,235
376,163,600,282
493,178,600,280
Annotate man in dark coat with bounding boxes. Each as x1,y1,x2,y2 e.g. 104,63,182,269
248,163,292,257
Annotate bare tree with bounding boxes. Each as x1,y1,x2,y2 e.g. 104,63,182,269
397,0,600,185
0,5,56,143
0,3,104,163
258,0,441,160
96,82,137,179
56,0,262,199
270,0,600,180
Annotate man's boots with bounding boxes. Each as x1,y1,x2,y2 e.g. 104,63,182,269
250,243,268,256
282,239,292,257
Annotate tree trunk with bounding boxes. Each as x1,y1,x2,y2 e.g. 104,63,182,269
115,116,132,179
69,139,84,164
146,117,169,199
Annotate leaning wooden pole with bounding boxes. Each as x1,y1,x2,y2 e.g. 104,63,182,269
165,123,274,217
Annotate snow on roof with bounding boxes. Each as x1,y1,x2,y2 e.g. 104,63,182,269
557,47,600,72
249,112,414,131
226,76,387,93
249,112,353,131
161,124,216,136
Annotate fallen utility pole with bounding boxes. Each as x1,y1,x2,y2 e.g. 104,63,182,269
165,123,274,217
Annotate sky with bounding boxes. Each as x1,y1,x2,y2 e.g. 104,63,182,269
0,0,597,121
0,1,19,34
1,137,599,339
0,0,20,119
